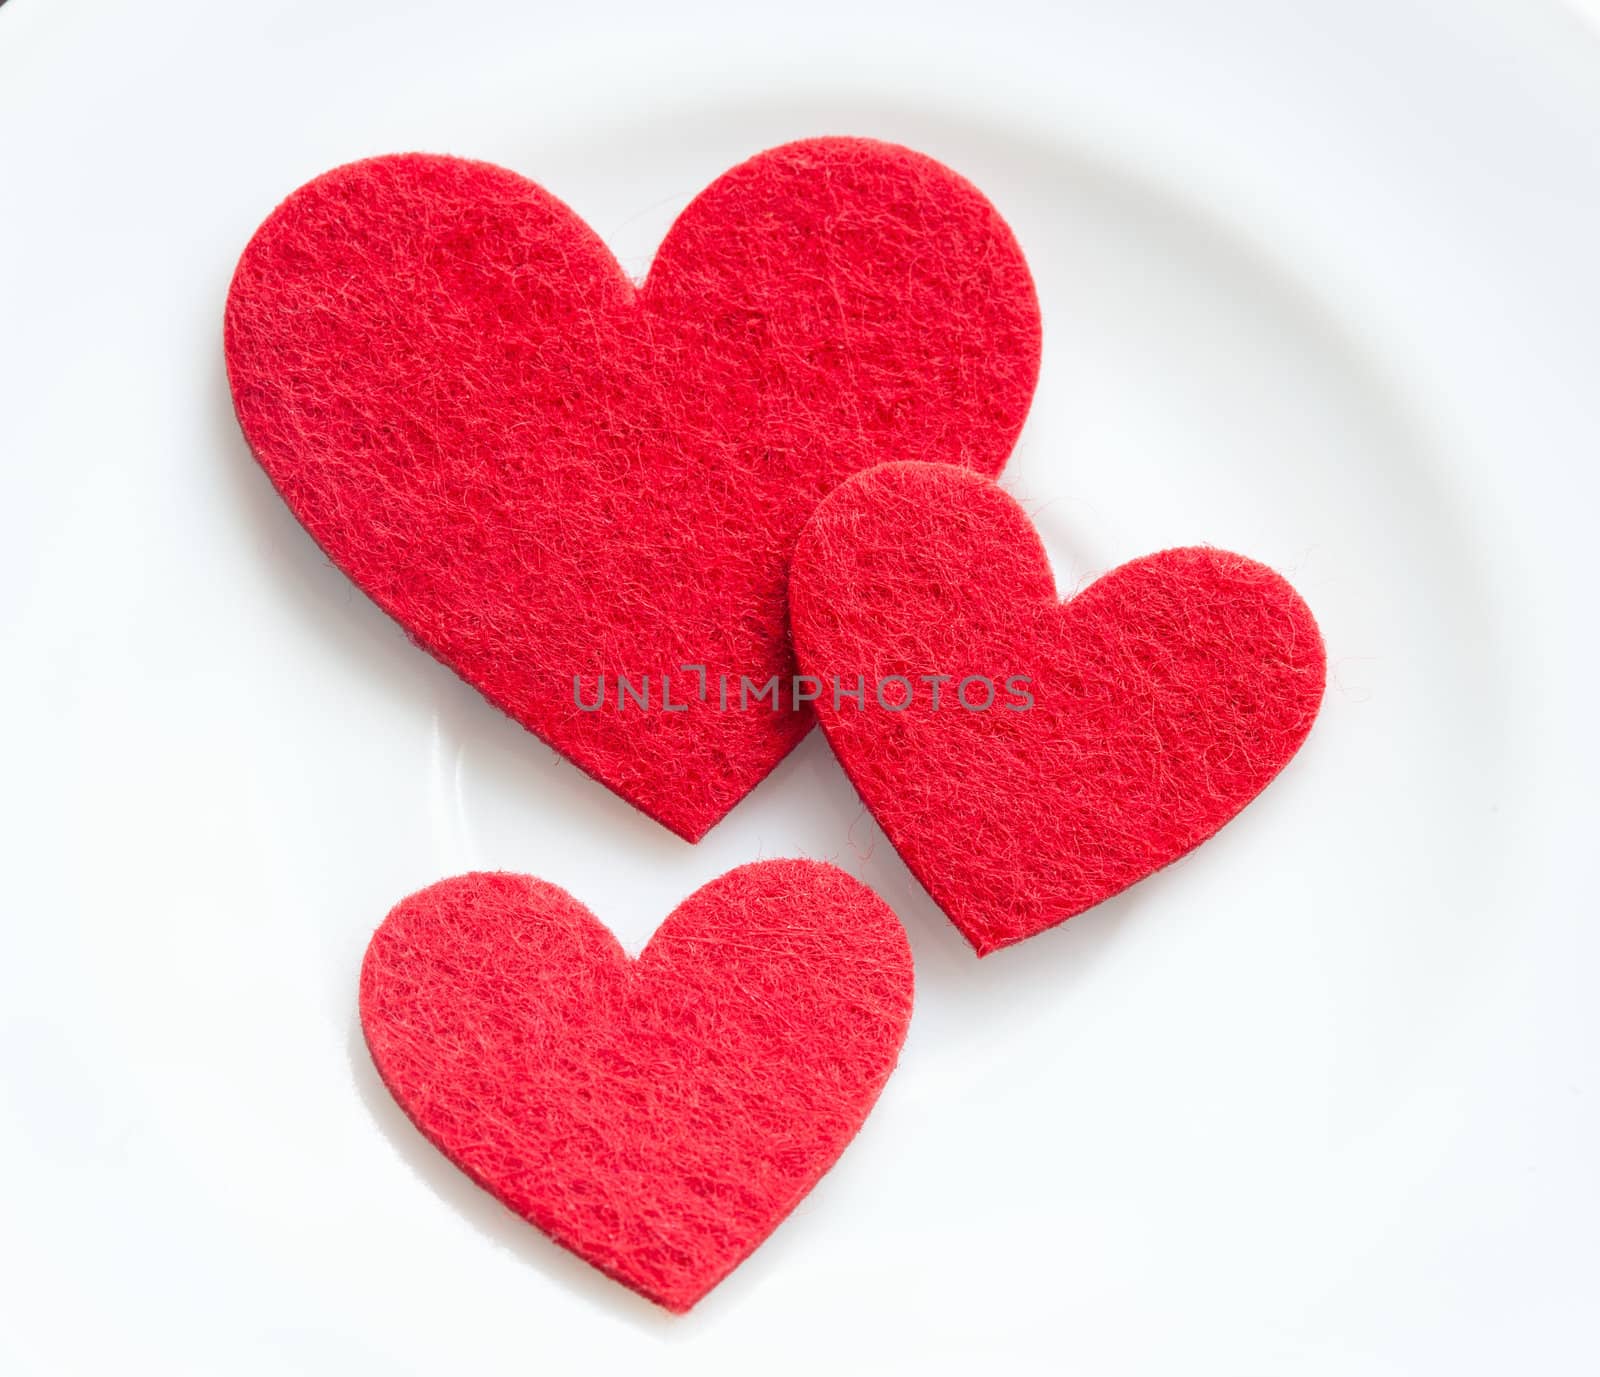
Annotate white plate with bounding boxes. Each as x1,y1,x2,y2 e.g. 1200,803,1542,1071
2,2,1597,1373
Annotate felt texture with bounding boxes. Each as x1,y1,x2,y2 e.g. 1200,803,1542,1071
359,862,914,1312
789,463,1326,955
225,141,1040,840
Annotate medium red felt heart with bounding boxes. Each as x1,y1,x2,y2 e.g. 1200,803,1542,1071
225,141,1040,840
789,463,1326,955
358,862,913,1313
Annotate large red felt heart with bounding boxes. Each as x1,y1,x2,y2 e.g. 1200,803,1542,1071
790,463,1326,954
225,141,1039,840
359,862,913,1312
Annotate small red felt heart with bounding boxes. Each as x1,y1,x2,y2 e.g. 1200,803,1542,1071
790,463,1326,954
226,141,1039,840
359,862,913,1312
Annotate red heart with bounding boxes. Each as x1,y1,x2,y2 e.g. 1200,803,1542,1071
358,862,913,1312
790,463,1326,954
225,141,1039,839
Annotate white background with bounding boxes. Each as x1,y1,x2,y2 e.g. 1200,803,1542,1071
2,1,1598,1372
